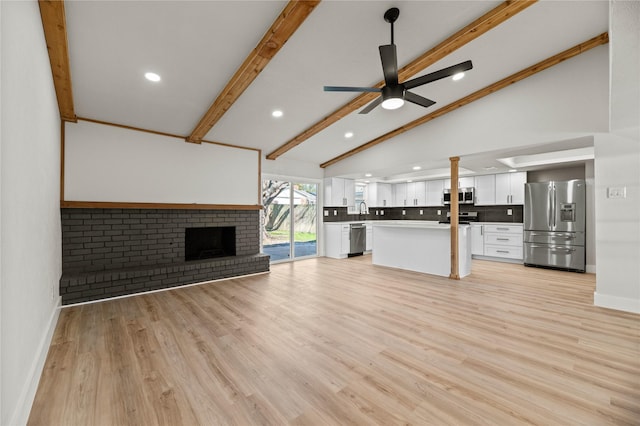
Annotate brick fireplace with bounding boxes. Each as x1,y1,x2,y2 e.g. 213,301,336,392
60,208,269,304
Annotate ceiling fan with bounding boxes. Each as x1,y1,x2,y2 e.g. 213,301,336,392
324,7,473,114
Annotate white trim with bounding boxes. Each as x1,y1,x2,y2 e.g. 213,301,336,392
63,271,270,308
9,298,61,426
594,291,640,314
586,264,596,274
471,255,523,265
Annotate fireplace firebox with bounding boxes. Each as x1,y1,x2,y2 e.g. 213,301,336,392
185,226,236,261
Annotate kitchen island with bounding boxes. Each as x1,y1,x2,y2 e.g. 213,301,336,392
372,221,471,278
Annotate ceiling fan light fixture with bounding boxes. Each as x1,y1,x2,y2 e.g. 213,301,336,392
144,72,161,82
381,97,404,110
452,72,465,81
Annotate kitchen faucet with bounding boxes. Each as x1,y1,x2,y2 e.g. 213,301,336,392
359,201,367,215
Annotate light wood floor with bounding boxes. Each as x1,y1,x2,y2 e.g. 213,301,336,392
29,257,640,425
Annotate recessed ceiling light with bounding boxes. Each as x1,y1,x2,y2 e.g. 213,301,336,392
452,72,465,81
145,72,161,82
271,110,283,118
412,166,421,170
365,173,372,177
344,131,354,138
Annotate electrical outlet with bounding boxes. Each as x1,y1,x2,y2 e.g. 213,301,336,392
420,210,424,215
381,210,385,216
507,208,513,216
333,210,337,216
375,210,379,215
437,210,441,215
402,210,406,215
607,186,627,199
324,210,329,217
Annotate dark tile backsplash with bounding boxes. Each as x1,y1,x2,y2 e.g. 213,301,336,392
323,204,523,223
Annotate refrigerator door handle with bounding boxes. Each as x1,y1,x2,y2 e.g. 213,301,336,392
548,187,553,229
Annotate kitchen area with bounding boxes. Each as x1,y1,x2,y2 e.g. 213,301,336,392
322,165,592,276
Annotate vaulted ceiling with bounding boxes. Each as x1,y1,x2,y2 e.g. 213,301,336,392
41,0,609,180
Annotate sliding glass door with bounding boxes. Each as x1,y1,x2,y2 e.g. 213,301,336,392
262,179,317,262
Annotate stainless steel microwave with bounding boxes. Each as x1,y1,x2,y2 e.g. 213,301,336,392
443,187,475,205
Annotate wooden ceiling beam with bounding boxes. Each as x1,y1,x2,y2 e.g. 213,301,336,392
186,0,320,144
38,0,76,122
265,0,537,160
320,33,609,169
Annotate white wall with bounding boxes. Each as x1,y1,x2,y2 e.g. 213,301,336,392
65,120,261,205
593,0,640,313
1,1,63,424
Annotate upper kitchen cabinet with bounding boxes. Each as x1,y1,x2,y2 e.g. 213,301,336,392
474,174,496,205
393,181,427,206
495,172,527,205
324,177,355,207
393,182,407,207
366,182,392,207
408,181,427,206
426,180,445,206
444,177,475,189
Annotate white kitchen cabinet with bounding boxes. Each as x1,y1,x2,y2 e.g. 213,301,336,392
324,177,355,207
444,176,475,189
426,179,445,206
408,181,426,206
393,183,408,206
495,172,526,205
470,224,484,255
365,223,373,251
324,223,351,259
474,174,496,205
395,181,427,206
483,224,523,260
367,182,392,207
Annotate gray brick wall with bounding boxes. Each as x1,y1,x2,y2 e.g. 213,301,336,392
60,208,268,304
62,209,261,271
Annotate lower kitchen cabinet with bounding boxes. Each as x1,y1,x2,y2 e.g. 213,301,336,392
366,224,373,252
325,223,351,259
471,223,524,262
470,224,484,255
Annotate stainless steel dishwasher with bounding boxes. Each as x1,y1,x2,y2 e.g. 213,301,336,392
349,223,366,257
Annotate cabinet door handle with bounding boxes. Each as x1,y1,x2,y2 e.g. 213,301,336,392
497,250,510,254
496,238,510,241
496,227,509,231
480,226,483,236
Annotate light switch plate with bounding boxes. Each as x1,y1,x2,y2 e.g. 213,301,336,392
402,210,406,215
333,210,337,216
324,210,329,217
607,186,627,199
381,210,385,216
420,210,424,215
437,210,441,215
507,208,513,216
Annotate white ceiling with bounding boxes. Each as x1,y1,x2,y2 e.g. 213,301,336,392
64,0,609,181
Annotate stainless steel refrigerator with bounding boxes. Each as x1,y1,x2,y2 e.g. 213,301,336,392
524,180,586,272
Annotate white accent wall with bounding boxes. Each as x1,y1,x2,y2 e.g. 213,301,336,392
593,0,640,313
1,1,63,424
64,120,261,205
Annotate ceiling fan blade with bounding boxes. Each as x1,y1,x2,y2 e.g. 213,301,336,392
359,96,383,114
404,60,473,90
324,86,382,93
405,91,436,109
379,44,398,86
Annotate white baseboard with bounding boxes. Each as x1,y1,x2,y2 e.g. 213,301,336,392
586,264,596,274
9,297,61,426
594,291,640,314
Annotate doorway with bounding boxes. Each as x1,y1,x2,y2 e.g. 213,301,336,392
262,179,318,262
